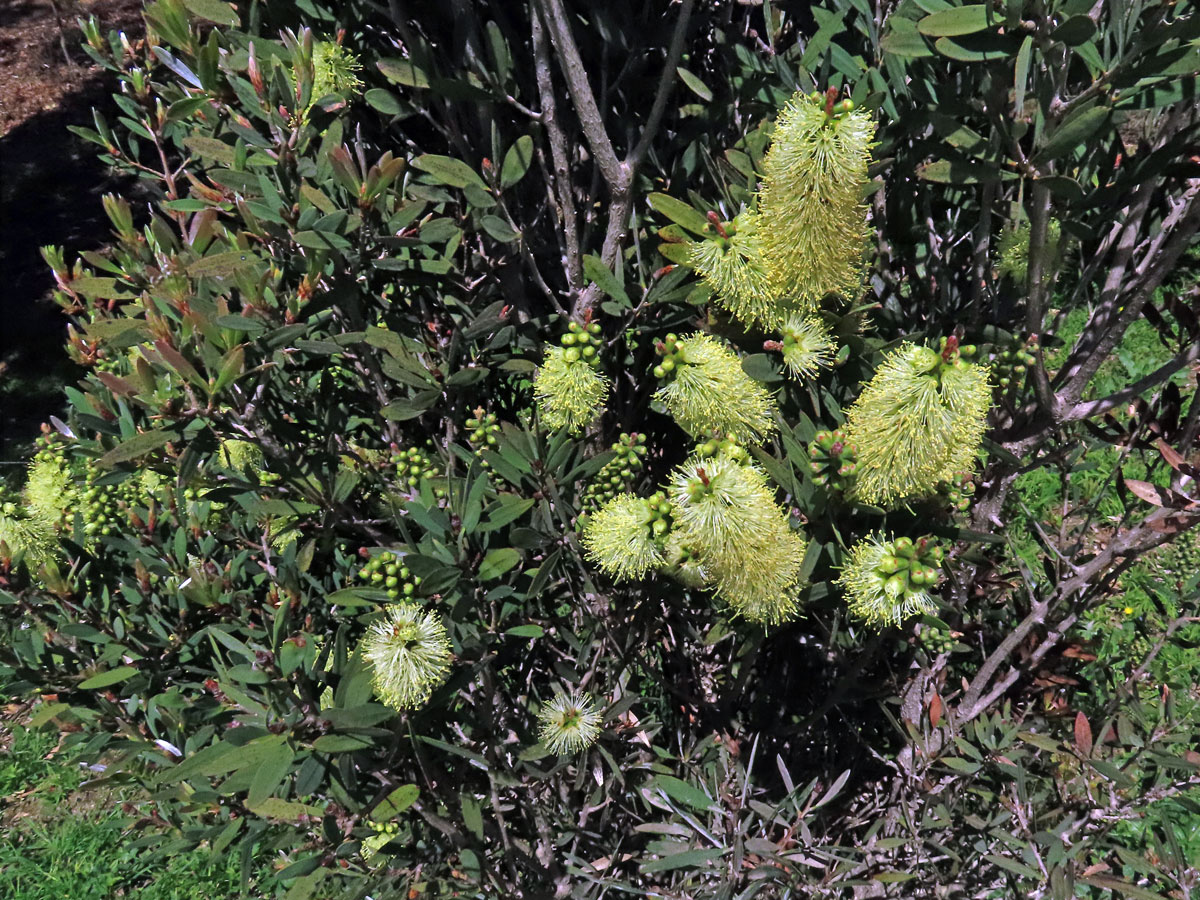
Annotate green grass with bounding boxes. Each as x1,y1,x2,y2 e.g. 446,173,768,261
0,725,244,900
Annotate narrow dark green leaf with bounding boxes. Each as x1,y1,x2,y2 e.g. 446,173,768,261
1033,107,1109,163
377,59,430,89
500,135,534,189
676,67,713,101
478,548,521,581
918,5,995,36
79,666,138,689
375,784,420,818
99,428,176,467
182,0,239,26
647,193,710,236
411,154,489,192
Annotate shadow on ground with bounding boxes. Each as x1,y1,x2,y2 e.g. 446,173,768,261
0,0,143,461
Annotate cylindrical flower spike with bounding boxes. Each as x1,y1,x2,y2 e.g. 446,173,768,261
838,534,943,628
668,451,782,567
759,91,876,309
998,218,1062,285
581,493,667,582
689,210,782,329
654,333,776,444
534,343,609,434
845,341,991,507
776,314,837,381
538,690,603,755
361,604,452,711
712,526,808,626
0,502,56,566
668,448,808,627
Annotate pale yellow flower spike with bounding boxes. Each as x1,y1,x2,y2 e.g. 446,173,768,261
689,210,783,330
654,333,776,444
534,345,610,434
759,90,876,310
845,342,991,507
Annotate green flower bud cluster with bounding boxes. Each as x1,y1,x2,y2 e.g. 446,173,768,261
558,320,604,366
991,334,1039,392
582,432,648,511
838,534,945,629
77,467,143,539
917,624,956,656
845,339,991,507
695,431,750,464
92,350,125,374
357,549,422,600
936,471,975,512
367,820,400,837
464,410,501,469
387,443,445,498
937,335,977,365
534,324,610,434
808,429,858,491
653,332,776,444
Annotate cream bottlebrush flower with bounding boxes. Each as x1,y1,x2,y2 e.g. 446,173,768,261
582,494,665,582
837,535,939,628
362,604,452,711
998,218,1062,285
654,333,776,443
310,41,363,99
538,690,603,755
662,531,709,589
689,210,782,329
23,450,75,532
534,345,609,434
667,451,782,567
758,91,876,308
668,452,808,627
0,503,56,565
778,314,836,380
845,343,991,507
712,526,808,627
935,360,992,480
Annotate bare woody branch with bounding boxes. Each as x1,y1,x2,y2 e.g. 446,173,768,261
534,0,695,319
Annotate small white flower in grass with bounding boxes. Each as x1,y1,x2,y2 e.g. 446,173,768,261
538,690,603,755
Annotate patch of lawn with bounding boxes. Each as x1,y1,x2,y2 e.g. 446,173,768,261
0,725,244,900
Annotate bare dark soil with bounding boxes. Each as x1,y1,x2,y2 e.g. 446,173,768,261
0,0,142,458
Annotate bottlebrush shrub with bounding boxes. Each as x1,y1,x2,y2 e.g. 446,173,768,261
5,0,1200,897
